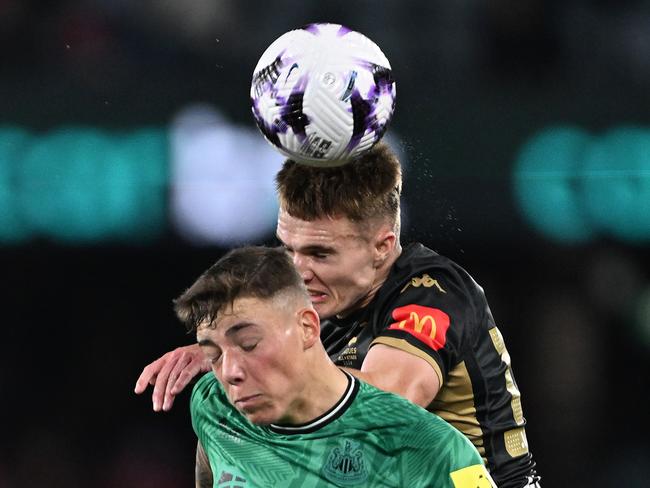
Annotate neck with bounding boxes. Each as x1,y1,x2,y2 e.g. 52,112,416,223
277,353,349,426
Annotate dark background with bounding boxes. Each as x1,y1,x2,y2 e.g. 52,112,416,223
1,1,650,487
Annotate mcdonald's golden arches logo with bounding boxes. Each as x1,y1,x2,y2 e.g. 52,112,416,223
388,304,450,351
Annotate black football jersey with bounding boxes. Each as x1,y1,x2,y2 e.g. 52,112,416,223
321,243,539,488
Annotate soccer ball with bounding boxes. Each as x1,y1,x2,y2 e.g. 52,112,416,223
250,23,396,167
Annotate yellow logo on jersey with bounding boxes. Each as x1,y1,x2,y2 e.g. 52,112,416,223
400,274,446,293
389,305,450,350
398,312,436,336
450,464,496,487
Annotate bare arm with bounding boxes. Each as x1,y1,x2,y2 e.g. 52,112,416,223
344,343,440,408
195,441,213,488
134,343,210,411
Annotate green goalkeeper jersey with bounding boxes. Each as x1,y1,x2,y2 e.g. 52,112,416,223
191,371,495,488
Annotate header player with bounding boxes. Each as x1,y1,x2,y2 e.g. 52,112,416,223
137,142,540,487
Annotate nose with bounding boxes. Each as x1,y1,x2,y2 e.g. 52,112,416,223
292,253,315,282
219,349,245,385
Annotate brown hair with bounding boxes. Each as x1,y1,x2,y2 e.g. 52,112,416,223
174,246,305,332
275,141,402,230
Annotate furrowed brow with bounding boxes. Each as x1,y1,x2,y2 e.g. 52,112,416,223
302,244,335,254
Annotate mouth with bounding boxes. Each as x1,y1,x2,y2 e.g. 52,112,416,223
234,394,262,409
308,289,328,303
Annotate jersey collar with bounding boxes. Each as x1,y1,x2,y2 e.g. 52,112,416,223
268,371,359,434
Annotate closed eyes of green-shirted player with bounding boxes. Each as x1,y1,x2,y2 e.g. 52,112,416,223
173,245,494,487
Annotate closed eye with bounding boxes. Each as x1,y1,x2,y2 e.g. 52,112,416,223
241,342,258,352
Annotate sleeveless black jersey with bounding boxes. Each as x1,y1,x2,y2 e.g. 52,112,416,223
321,243,540,488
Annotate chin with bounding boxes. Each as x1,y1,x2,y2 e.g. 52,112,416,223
243,411,275,425
240,406,280,426
314,304,336,320
246,416,273,426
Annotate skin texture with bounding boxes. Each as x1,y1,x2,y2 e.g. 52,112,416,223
134,343,210,411
135,210,439,410
190,292,349,483
276,210,439,408
196,293,347,425
275,208,395,320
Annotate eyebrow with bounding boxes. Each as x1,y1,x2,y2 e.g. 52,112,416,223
277,240,335,255
305,246,335,255
197,322,257,347
226,322,257,336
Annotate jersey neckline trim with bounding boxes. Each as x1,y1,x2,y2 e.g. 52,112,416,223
268,370,359,434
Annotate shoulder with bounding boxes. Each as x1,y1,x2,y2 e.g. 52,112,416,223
192,371,218,397
407,413,484,474
354,380,436,425
395,244,478,291
379,243,487,318
347,381,431,448
190,372,233,440
190,372,221,412
357,381,482,462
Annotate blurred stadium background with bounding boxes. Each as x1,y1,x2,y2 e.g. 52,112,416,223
1,1,649,487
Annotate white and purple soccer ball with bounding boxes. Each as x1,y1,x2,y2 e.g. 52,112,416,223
250,23,396,167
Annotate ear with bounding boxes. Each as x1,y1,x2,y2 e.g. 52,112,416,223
298,307,321,350
373,227,397,268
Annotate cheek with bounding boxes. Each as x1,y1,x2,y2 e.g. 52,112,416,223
250,346,296,380
321,256,368,285
253,362,301,399
320,266,371,299
263,341,305,380
345,256,375,286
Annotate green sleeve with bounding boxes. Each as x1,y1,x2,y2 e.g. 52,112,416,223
190,372,217,441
